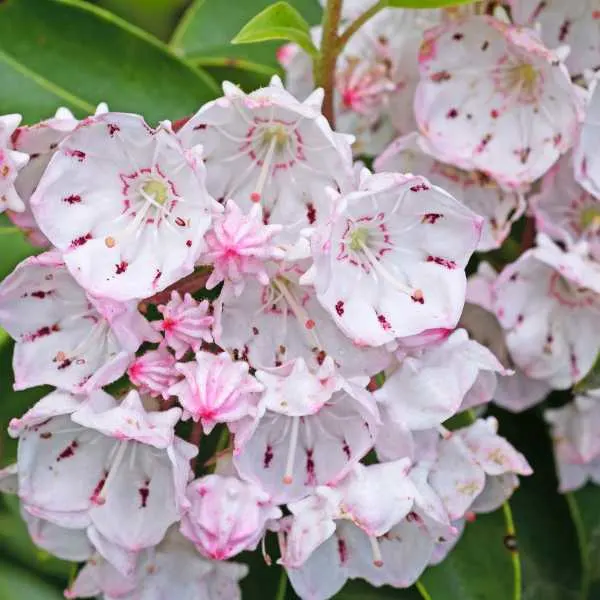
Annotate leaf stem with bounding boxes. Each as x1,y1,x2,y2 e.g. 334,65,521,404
317,0,343,126
502,502,522,600
337,0,387,49
565,491,591,600
189,421,203,473
275,568,288,600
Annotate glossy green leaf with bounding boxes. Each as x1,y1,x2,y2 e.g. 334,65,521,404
170,0,321,75
384,0,477,7
566,486,600,599
0,560,64,599
418,507,519,600
574,351,600,394
231,2,318,58
0,0,218,124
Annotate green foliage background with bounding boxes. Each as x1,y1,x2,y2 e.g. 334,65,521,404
0,1,595,598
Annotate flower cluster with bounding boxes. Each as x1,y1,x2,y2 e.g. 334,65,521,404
1,1,599,598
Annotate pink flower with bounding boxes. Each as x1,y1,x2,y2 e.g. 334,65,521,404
169,351,263,432
204,199,285,295
30,112,217,301
415,15,582,188
154,291,213,359
0,251,158,393
180,474,281,559
177,76,354,241
128,346,180,400
493,234,600,388
303,168,482,346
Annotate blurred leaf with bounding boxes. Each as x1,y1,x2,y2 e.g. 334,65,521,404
574,351,600,394
0,0,218,124
385,0,476,7
231,2,318,58
492,407,581,600
0,499,71,583
0,560,64,599
94,0,189,41
170,0,322,76
418,507,519,600
566,486,600,599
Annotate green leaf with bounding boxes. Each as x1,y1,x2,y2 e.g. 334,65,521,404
0,560,64,599
170,0,321,75
418,506,520,600
384,0,477,7
492,407,581,600
574,351,600,394
336,580,423,599
232,2,318,58
0,0,219,124
566,485,600,599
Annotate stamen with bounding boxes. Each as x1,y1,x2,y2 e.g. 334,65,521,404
252,134,278,203
93,441,128,505
369,535,384,567
358,239,424,301
283,416,300,484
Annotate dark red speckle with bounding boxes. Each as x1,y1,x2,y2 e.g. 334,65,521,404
306,202,316,225
30,290,52,299
410,183,430,192
342,439,351,460
72,233,92,248
263,445,274,469
139,480,150,508
335,300,345,316
64,194,82,204
427,255,457,269
422,213,442,224
57,439,79,461
337,539,348,564
115,261,128,275
377,313,391,331
66,149,86,162
446,108,458,119
107,123,120,136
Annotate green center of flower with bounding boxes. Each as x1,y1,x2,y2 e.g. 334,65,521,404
142,179,168,206
262,124,290,153
580,206,600,231
350,227,370,251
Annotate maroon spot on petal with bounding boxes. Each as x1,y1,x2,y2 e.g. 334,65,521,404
532,1,547,20
377,313,392,331
263,445,274,469
411,291,425,304
57,439,79,461
427,255,457,269
446,108,459,119
175,216,186,227
30,290,53,299
306,202,316,225
185,240,192,247
410,183,430,192
490,109,499,119
252,326,259,335
305,449,316,486
153,270,162,286
342,439,351,460
553,133,562,147
509,272,518,282
430,70,451,83
476,133,493,153
193,123,207,131
335,300,345,316
25,323,60,342
422,212,443,224
58,358,73,370
315,349,326,365
90,471,108,505
107,123,120,137
139,480,150,508
516,147,531,164
66,149,86,162
71,233,92,248
452,32,464,41
172,116,191,132
338,538,348,564
64,194,81,205
115,261,128,275
558,19,571,42
517,314,524,324
40,431,52,439
481,40,489,51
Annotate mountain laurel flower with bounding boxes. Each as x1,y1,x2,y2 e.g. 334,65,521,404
303,168,482,346
415,14,582,188
0,113,29,214
154,290,214,359
127,346,180,400
30,112,218,301
575,83,600,200
169,351,264,432
203,199,285,295
180,474,282,560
